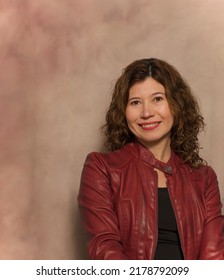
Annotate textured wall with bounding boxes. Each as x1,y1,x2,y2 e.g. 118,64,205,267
0,0,223,259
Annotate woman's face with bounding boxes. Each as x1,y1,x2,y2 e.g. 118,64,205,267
125,77,174,150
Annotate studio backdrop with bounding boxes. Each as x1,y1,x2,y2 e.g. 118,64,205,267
0,0,223,259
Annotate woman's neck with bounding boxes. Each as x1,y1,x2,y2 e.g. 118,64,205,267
138,138,171,163
149,145,171,163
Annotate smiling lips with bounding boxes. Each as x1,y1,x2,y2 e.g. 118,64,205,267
139,122,161,130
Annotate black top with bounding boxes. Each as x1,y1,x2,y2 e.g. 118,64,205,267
154,188,184,260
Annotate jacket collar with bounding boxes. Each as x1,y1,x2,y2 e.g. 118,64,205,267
128,140,183,175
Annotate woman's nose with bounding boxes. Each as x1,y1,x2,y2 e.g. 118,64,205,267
140,103,154,118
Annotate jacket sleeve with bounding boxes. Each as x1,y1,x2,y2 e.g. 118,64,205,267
198,167,224,259
77,152,129,260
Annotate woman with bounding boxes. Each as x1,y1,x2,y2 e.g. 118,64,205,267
78,58,224,259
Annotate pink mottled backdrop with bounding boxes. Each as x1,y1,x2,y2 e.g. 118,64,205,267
0,0,223,259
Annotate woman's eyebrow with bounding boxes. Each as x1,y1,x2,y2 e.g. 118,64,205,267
128,97,141,101
128,92,165,100
151,92,166,96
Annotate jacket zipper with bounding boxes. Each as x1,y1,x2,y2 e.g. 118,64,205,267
152,170,158,259
166,178,186,260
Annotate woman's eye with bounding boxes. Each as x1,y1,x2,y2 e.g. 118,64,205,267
130,100,141,105
154,96,163,102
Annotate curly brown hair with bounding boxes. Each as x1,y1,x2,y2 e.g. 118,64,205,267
101,58,206,168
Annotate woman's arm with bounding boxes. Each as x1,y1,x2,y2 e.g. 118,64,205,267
198,167,224,259
78,153,129,260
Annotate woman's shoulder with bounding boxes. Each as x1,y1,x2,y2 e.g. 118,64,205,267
187,163,217,181
85,143,136,171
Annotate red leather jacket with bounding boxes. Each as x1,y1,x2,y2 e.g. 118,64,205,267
78,141,224,259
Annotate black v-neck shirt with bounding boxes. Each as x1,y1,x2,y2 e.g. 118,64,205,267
154,188,184,260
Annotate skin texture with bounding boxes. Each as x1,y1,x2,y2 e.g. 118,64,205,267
126,77,174,162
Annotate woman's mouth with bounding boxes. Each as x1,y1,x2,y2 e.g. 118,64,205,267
139,122,160,130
